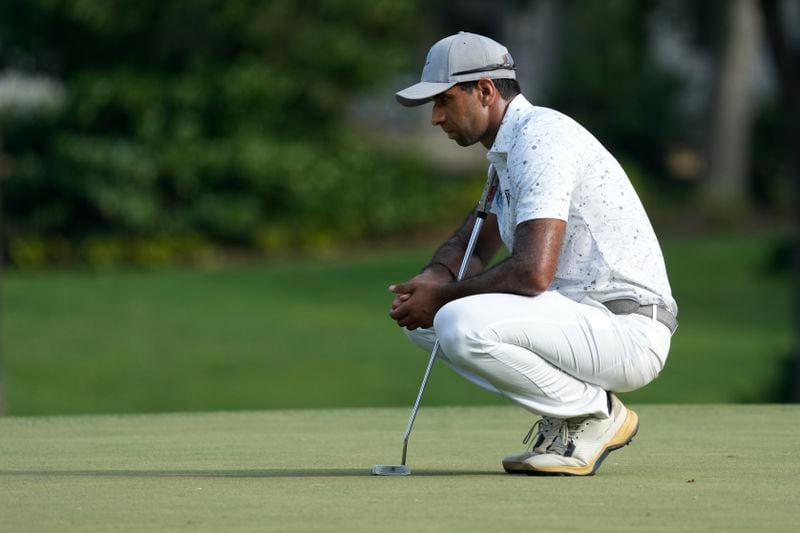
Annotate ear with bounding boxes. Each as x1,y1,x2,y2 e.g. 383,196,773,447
477,78,496,106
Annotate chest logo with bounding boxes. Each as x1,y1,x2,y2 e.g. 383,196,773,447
504,189,512,207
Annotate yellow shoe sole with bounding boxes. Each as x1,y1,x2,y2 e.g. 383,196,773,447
522,409,639,477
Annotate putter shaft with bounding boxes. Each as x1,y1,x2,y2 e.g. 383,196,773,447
400,215,486,465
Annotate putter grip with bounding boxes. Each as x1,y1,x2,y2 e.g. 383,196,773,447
476,170,499,219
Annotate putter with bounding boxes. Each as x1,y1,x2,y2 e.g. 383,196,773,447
373,170,499,476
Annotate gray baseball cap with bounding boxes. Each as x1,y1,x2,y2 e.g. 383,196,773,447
396,31,516,107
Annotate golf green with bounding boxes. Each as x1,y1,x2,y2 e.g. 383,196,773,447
1,405,797,532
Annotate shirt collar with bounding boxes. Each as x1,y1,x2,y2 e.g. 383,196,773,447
487,94,532,158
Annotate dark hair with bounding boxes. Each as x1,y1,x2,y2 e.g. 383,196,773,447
458,78,521,100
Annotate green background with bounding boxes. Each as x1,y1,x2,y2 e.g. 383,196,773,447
4,234,791,416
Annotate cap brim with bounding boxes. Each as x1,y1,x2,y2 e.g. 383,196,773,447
395,81,457,107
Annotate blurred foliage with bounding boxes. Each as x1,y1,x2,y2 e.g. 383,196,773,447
1,0,792,270
0,0,462,268
548,0,687,185
751,100,790,207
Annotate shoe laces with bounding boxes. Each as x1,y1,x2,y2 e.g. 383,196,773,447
547,416,593,456
522,416,558,450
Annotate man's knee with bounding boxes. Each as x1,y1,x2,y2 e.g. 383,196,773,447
433,298,485,366
404,326,437,352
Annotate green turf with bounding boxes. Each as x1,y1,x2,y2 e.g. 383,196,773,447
0,405,798,532
2,233,793,415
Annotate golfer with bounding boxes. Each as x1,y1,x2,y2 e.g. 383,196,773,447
389,32,678,476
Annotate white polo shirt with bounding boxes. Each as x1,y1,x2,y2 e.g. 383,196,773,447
487,95,677,315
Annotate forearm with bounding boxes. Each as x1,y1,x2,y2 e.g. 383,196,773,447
423,251,485,281
439,255,543,302
437,217,564,304
390,219,563,331
422,210,486,280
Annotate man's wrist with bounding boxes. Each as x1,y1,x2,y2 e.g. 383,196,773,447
421,261,457,281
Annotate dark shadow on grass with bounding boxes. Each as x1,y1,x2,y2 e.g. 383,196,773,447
0,468,502,478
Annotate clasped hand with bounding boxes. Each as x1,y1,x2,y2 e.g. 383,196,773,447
388,273,450,330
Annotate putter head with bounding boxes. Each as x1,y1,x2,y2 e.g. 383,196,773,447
371,464,411,476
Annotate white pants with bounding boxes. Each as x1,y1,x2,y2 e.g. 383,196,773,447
405,291,672,419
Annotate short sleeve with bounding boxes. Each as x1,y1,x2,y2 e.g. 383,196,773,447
509,127,577,224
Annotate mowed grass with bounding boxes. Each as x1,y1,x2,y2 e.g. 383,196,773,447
2,233,793,415
0,405,798,532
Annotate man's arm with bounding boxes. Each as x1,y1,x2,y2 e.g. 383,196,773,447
389,217,565,329
421,210,503,281
390,210,502,313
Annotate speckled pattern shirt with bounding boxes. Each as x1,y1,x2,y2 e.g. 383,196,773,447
487,95,677,315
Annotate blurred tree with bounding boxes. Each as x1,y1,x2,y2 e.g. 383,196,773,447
703,0,762,212
503,0,564,103
0,138,4,415
0,72,67,414
433,0,685,187
759,0,800,400
545,0,686,185
0,0,452,266
657,0,794,214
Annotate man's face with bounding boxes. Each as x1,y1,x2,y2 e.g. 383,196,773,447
430,85,489,147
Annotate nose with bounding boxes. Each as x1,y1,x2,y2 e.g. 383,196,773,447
431,104,445,126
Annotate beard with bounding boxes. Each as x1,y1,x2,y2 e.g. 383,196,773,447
446,128,478,147
454,135,476,147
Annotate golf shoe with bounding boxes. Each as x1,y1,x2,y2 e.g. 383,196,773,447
502,416,561,473
514,394,638,476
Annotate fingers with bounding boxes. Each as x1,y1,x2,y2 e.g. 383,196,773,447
389,306,406,321
396,312,420,330
390,303,431,330
389,283,413,323
389,295,411,319
390,300,418,329
391,293,410,310
388,280,429,330
389,282,413,294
